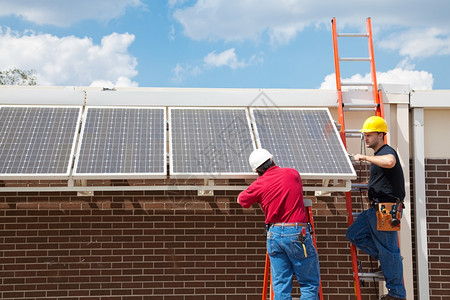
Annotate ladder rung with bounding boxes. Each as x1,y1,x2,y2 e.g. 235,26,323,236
337,33,369,37
358,272,385,281
344,107,376,111
352,183,368,189
345,133,363,138
340,57,371,62
345,129,361,133
343,103,379,111
343,103,379,108
341,82,373,86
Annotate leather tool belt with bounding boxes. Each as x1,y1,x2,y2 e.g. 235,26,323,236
374,201,404,231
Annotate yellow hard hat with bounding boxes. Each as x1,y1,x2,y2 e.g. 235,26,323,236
360,116,388,133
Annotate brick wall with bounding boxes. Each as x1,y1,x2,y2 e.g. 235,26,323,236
0,186,377,299
1,157,448,300
425,158,450,300
0,188,270,300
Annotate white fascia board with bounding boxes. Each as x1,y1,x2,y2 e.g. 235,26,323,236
379,84,411,104
379,83,411,95
85,87,338,107
410,90,450,108
0,86,85,105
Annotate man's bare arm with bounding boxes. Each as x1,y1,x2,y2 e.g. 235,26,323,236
353,153,396,169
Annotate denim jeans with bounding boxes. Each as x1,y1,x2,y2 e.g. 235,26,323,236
346,207,406,299
267,225,321,300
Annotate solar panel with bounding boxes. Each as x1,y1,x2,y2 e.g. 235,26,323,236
250,108,356,179
0,106,82,179
73,107,166,179
169,107,256,178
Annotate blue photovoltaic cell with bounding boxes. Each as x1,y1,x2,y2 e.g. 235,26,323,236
74,107,166,177
251,108,355,178
170,108,255,177
0,106,81,177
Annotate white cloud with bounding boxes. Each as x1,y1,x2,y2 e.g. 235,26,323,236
0,0,144,26
378,68,433,90
203,48,246,69
173,0,450,45
173,0,309,44
169,25,176,41
379,27,450,58
0,28,138,87
168,0,188,8
171,63,202,83
90,76,138,88
172,48,263,82
170,1,448,89
320,68,433,91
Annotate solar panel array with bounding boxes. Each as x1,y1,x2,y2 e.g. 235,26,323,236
73,107,166,178
250,108,355,179
0,105,355,181
0,106,81,179
169,108,255,178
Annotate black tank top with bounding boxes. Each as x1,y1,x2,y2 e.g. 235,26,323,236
368,144,405,202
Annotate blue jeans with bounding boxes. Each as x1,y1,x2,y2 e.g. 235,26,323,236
346,207,406,299
267,225,320,300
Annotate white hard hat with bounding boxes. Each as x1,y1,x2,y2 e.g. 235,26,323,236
249,149,273,172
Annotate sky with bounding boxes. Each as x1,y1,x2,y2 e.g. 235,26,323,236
0,0,449,90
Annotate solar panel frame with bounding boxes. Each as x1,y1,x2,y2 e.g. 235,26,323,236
169,107,256,179
0,105,82,180
72,106,167,179
250,107,356,180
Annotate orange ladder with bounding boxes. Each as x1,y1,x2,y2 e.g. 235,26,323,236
331,17,385,299
262,199,323,299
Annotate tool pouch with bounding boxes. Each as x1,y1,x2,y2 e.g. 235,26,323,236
375,202,403,231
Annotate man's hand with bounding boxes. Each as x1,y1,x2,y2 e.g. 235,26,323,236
352,153,396,169
353,154,367,162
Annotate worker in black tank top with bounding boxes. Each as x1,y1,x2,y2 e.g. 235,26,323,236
347,116,407,300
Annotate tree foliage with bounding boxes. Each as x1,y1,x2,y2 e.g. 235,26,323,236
0,68,37,86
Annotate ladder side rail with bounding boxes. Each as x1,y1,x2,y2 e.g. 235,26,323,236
270,275,274,299
331,18,347,147
366,17,379,108
331,17,342,92
262,252,270,300
307,205,324,300
378,90,385,118
377,90,387,144
346,191,362,300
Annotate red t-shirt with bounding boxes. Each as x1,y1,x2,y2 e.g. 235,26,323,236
238,166,307,224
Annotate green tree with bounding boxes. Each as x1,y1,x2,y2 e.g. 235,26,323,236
0,68,37,85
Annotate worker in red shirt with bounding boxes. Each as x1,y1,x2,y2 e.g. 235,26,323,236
238,149,320,300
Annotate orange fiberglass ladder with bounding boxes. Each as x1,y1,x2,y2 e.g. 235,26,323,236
261,199,323,300
331,17,385,300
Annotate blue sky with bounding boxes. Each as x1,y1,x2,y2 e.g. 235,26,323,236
0,0,449,90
